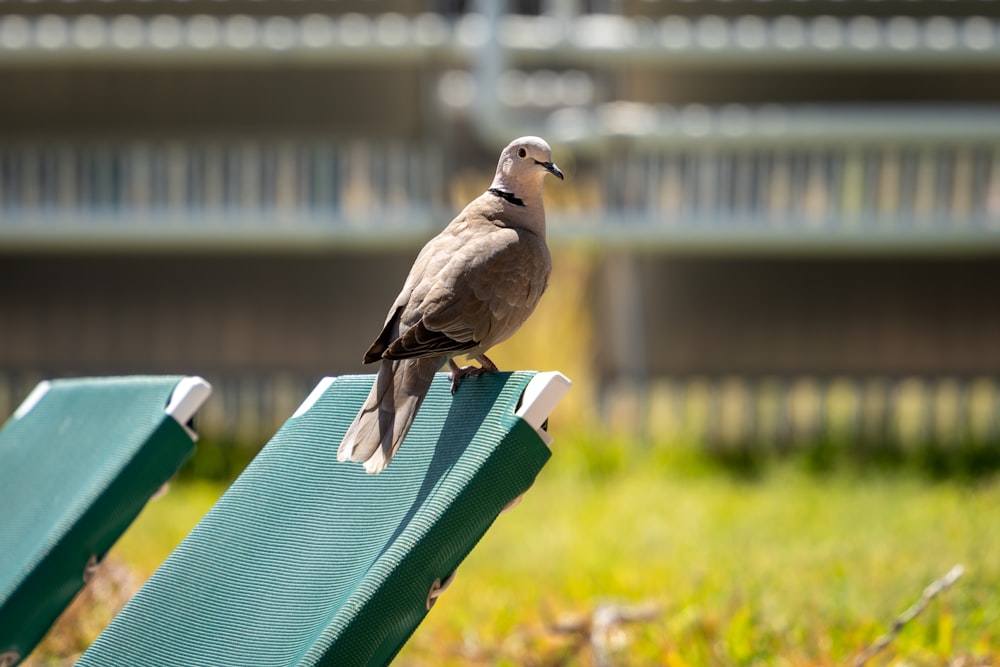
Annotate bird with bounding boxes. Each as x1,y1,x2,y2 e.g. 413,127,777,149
337,136,564,474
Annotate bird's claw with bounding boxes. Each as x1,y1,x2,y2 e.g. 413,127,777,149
448,356,499,394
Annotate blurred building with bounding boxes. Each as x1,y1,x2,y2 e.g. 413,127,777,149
1,0,999,446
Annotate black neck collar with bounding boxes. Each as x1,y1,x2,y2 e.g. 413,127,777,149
488,188,525,207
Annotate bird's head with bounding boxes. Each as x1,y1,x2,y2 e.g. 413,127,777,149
494,136,564,190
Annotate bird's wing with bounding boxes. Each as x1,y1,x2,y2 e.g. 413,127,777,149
386,220,549,359
365,260,438,361
364,214,481,362
368,193,549,362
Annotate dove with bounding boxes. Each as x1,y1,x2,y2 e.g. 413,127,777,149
337,136,564,474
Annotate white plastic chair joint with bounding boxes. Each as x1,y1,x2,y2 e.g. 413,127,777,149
292,376,335,418
426,570,457,610
11,380,51,420
83,554,102,584
515,371,572,447
165,376,212,441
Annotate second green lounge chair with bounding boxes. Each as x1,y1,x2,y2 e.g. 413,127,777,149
0,375,211,667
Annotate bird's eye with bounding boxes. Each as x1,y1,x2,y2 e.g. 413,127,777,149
517,147,527,158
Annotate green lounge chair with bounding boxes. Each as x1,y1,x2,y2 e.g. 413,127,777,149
0,375,211,667
78,370,570,667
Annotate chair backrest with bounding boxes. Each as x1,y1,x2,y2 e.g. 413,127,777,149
78,370,569,667
0,375,210,667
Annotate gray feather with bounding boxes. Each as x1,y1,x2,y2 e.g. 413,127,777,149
337,357,441,474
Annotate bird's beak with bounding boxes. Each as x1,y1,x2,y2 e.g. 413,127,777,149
541,161,564,180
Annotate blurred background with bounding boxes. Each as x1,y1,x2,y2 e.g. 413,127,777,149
3,0,1000,454
2,0,1000,457
3,0,1000,664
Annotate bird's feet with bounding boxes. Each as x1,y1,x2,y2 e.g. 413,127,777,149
449,355,499,394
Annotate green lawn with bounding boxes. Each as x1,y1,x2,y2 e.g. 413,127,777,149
396,457,1000,666
32,447,1000,666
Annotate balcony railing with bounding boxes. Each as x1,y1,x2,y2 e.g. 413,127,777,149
0,12,998,67
3,133,999,251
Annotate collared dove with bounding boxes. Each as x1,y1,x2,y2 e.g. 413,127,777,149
338,136,564,474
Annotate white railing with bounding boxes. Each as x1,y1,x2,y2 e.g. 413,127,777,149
3,136,999,250
0,13,998,66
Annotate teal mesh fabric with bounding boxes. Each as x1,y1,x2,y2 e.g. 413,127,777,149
79,371,552,667
0,376,196,665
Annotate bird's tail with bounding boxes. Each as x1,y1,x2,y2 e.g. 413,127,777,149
337,357,440,474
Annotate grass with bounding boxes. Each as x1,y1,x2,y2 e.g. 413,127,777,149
106,480,224,576
395,446,1000,666
26,441,1000,667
